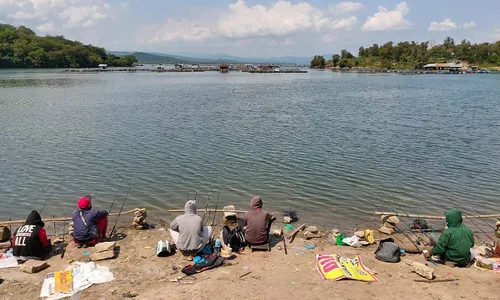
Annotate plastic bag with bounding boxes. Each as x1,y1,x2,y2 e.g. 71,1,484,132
342,235,362,248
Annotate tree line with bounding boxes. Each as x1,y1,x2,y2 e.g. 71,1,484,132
0,24,137,68
310,37,500,69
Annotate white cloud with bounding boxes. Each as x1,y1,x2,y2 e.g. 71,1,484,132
462,21,476,29
7,10,39,20
330,16,357,30
36,21,55,32
330,2,363,14
361,1,411,31
428,18,457,31
59,5,109,28
147,19,213,43
0,0,118,29
217,0,331,38
147,0,358,44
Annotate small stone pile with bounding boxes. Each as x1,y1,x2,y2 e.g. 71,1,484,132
132,208,148,229
303,226,322,239
379,215,400,235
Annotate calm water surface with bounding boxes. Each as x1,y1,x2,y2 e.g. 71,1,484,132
1,70,499,227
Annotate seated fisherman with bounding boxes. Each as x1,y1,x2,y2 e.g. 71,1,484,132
72,195,109,248
243,196,275,245
12,210,52,262
424,208,474,266
170,200,213,257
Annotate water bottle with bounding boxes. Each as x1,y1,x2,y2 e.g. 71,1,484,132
214,237,221,254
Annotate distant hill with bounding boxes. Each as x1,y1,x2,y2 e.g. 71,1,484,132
109,51,308,65
0,24,136,68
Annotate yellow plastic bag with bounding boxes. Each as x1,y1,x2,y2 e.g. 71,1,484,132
364,229,375,245
316,254,378,282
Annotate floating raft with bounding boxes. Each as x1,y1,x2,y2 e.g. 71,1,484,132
247,69,307,74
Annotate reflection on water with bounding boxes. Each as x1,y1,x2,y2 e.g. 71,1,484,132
1,70,499,227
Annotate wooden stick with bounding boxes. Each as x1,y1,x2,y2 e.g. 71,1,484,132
287,223,306,243
0,209,137,226
239,271,252,278
375,211,500,220
169,209,247,214
414,277,458,283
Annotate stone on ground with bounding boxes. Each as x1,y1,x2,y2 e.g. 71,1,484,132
94,241,116,253
283,216,292,224
20,260,49,274
409,262,434,280
91,249,115,261
379,226,395,235
0,226,11,242
354,231,365,238
306,226,318,234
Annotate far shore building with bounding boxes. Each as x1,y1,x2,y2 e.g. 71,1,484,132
423,63,463,73
219,63,229,73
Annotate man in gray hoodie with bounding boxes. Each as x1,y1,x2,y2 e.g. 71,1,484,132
170,200,212,256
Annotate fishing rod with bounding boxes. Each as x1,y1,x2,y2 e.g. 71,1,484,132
62,206,67,242
366,196,421,251
384,196,433,247
211,184,222,226
469,207,496,231
109,180,125,213
202,186,213,226
373,190,426,248
110,179,135,238
40,169,85,214
194,182,200,201
463,212,496,245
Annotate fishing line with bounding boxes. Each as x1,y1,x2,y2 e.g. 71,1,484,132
110,179,135,238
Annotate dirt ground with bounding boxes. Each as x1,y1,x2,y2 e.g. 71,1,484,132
0,221,498,300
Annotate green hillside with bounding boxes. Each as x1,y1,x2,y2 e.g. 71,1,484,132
0,24,136,68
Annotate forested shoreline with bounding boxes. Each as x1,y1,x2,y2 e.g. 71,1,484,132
311,37,500,69
0,24,136,68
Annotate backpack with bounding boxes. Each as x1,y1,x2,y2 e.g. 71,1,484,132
375,238,401,263
221,225,245,252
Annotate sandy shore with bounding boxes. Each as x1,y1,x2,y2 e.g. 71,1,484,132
0,221,498,300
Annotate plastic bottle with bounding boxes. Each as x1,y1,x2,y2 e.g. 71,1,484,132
214,237,221,254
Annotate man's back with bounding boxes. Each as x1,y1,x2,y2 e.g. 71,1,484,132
72,209,107,240
170,200,203,251
244,209,270,244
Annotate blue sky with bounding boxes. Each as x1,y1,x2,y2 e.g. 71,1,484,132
1,0,499,57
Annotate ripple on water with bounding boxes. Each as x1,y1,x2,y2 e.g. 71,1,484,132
1,71,500,227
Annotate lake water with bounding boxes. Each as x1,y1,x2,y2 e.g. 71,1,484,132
1,69,499,228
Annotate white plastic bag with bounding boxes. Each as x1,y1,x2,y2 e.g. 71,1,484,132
342,235,362,248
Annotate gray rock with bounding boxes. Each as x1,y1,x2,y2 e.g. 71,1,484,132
20,260,49,274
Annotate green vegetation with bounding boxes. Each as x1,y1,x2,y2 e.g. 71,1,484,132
0,24,137,68
310,55,326,68
312,37,500,70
